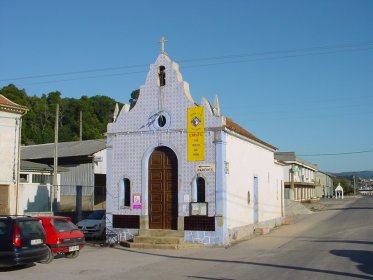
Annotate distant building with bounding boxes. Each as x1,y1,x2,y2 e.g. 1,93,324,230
315,171,334,198
19,160,56,214
0,94,28,215
275,152,318,201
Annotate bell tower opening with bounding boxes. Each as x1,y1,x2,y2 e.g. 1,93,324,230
158,66,166,87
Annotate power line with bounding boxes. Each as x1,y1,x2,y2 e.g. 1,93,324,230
181,46,373,69
19,70,147,86
9,45,373,87
1,41,373,82
0,64,149,82
299,149,373,157
179,41,373,64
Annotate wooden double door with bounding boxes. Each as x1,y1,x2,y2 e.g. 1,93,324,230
148,147,178,229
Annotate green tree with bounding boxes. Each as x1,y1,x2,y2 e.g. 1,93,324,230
0,84,34,144
0,84,124,144
333,178,354,195
129,89,140,109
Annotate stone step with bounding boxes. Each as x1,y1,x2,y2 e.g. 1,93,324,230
119,229,203,250
120,241,204,250
138,229,184,237
254,227,270,235
133,236,184,244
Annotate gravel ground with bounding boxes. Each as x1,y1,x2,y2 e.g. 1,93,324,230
300,196,359,212
284,196,360,224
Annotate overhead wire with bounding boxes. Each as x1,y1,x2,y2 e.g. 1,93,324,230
1,41,373,84
298,149,373,157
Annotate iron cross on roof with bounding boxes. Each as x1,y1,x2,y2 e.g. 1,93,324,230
160,36,168,53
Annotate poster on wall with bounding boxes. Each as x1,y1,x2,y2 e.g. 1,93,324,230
132,193,142,209
187,106,205,161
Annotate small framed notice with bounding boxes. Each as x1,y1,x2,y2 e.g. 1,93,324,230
196,164,215,173
190,202,208,216
132,193,142,209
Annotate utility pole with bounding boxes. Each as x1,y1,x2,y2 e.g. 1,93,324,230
353,175,356,196
79,110,82,141
290,165,295,200
52,104,59,212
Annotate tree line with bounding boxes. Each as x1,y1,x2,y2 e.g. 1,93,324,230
0,84,131,145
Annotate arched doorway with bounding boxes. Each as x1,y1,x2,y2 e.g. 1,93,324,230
148,146,178,229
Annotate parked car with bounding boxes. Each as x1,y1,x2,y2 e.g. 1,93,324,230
0,215,48,267
77,210,106,239
34,216,85,263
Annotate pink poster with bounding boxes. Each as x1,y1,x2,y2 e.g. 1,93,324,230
132,193,142,209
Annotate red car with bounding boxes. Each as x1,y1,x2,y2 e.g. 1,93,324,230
35,216,85,263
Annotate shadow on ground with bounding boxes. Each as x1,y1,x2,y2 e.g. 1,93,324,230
331,249,373,276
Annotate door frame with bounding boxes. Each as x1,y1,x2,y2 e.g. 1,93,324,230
141,144,180,229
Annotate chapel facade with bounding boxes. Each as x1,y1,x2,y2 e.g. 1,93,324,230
106,45,284,246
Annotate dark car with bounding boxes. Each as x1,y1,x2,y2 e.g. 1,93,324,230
0,216,49,267
35,216,85,263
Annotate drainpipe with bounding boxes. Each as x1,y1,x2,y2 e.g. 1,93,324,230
15,117,21,215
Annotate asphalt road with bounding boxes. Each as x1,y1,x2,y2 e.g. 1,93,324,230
1,196,372,280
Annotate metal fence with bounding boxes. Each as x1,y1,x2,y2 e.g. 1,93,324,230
20,184,106,218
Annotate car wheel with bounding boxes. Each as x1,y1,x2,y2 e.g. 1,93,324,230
65,250,80,259
40,246,54,264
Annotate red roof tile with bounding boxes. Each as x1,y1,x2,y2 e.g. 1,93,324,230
225,118,277,150
0,94,28,114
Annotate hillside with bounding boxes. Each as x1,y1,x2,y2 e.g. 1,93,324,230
333,171,373,179
0,84,126,145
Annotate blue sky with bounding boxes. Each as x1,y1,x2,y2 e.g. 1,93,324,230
1,0,372,173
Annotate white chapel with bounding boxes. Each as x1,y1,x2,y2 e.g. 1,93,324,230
106,40,284,246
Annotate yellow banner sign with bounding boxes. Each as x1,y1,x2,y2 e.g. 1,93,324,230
187,107,205,161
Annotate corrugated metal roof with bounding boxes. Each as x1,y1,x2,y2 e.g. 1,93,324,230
20,160,53,171
21,139,106,160
20,160,69,172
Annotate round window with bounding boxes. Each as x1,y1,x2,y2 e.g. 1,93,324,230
158,114,167,127
149,111,171,130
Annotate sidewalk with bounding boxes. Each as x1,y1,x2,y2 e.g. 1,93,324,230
284,196,359,224
301,196,360,212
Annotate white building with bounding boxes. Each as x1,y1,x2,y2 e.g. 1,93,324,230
315,171,334,198
275,152,318,201
0,94,28,215
18,160,57,215
106,46,284,246
21,140,107,212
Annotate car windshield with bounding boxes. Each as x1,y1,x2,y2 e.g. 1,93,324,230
17,220,45,237
51,219,78,232
86,210,105,220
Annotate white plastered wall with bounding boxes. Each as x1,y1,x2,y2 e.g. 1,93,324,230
225,133,283,229
93,149,107,174
0,111,19,185
0,111,21,214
